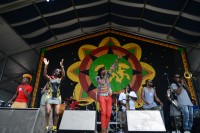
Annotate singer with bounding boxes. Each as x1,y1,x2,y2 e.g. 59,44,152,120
141,79,163,110
96,55,121,133
9,74,33,108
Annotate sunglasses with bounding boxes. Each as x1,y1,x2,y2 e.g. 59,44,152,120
174,77,180,78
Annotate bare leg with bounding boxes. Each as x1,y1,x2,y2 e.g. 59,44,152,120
46,104,52,130
52,104,60,130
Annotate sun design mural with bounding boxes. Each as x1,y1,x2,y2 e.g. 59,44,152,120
67,37,155,108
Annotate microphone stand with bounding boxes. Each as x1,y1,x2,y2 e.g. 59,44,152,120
164,74,179,133
95,89,98,133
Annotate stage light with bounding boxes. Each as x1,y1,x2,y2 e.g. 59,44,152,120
47,0,49,2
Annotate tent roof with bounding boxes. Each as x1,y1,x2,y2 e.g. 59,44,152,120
0,0,200,101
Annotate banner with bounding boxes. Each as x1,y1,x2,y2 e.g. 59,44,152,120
31,30,195,111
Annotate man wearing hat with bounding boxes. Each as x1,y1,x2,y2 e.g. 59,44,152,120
9,74,33,108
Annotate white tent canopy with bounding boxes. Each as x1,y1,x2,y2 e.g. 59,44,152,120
0,0,200,103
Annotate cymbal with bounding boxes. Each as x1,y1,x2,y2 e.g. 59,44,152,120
78,101,89,104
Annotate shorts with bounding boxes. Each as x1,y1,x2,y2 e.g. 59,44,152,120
46,97,61,104
11,102,27,108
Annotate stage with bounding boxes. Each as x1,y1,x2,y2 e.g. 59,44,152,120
0,107,200,133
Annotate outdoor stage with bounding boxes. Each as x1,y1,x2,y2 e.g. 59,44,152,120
0,107,200,133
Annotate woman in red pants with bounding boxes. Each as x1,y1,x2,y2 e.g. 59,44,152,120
96,55,120,133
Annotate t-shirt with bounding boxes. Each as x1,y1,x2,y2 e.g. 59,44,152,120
118,92,127,112
15,84,33,103
129,91,137,110
171,83,193,106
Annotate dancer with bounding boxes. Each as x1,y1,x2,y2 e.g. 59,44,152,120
40,83,53,129
40,82,49,115
43,58,65,133
96,55,121,133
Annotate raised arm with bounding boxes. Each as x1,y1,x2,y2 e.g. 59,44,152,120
109,55,121,72
60,59,65,81
43,58,50,81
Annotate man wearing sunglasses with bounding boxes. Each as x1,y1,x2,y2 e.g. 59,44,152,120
141,79,163,110
171,74,193,133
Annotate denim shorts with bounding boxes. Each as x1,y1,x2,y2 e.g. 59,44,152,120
46,97,61,104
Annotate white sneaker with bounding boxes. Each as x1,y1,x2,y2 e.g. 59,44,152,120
184,131,191,133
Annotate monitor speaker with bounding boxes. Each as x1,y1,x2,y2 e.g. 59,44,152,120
0,108,45,133
127,110,166,133
59,110,96,133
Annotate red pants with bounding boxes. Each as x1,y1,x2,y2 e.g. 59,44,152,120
98,95,112,129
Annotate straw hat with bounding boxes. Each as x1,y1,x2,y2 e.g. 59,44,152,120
23,74,32,82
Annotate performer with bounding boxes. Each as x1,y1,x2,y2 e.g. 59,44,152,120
40,82,49,115
128,86,138,110
141,79,163,110
171,74,193,133
40,82,53,129
118,86,137,132
96,55,121,133
43,58,65,133
166,88,182,132
9,74,33,108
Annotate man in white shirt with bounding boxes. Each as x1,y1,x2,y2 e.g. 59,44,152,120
118,85,137,132
129,89,138,110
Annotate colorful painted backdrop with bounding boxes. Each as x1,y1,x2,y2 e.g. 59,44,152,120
31,30,195,113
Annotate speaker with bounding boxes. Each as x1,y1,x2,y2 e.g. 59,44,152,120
0,108,45,133
127,110,166,133
59,110,96,133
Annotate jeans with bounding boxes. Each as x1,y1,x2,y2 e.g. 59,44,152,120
180,105,193,131
98,95,112,129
